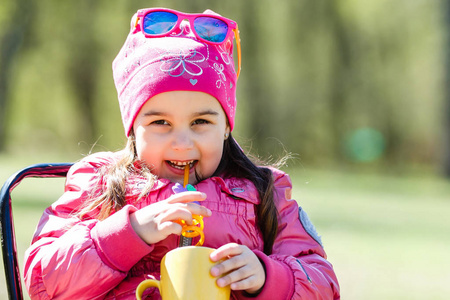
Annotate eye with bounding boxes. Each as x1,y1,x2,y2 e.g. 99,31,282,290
192,119,211,125
151,119,170,126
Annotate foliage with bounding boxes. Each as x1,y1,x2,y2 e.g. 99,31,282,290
0,0,447,173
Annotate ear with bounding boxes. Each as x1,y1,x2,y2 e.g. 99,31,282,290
224,126,231,140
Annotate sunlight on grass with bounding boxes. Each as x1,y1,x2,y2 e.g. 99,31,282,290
289,167,450,300
1,156,449,299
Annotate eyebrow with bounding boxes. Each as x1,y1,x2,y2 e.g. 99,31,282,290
143,110,219,117
192,110,219,117
143,111,168,117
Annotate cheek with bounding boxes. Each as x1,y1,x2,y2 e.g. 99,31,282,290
133,130,147,159
135,142,149,163
134,130,160,164
135,141,146,161
200,137,225,176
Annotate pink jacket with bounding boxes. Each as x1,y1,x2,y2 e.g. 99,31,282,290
24,152,340,299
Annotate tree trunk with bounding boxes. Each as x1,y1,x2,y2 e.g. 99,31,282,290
0,0,32,151
326,1,352,161
444,0,450,176
67,1,100,143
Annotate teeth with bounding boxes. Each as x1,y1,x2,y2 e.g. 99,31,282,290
169,160,194,166
168,160,195,169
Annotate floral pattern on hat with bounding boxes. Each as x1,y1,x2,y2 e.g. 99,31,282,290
159,49,206,77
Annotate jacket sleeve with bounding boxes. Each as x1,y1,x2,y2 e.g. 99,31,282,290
23,153,153,300
238,170,340,300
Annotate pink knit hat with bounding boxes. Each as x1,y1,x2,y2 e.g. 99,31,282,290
113,10,238,136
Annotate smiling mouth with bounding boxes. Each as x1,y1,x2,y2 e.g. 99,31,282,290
167,160,197,170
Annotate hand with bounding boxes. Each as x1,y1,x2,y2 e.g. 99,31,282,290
129,191,211,244
210,243,266,294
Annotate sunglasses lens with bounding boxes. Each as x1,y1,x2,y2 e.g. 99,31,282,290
143,11,178,35
194,17,228,43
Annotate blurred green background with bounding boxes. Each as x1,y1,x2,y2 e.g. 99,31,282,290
1,0,450,299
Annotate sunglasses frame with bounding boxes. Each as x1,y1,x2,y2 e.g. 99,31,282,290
135,8,241,79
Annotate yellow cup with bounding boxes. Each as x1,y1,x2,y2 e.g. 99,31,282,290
136,246,230,300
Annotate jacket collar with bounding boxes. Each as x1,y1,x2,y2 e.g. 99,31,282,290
202,176,260,205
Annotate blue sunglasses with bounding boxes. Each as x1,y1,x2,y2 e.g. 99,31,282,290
135,8,241,78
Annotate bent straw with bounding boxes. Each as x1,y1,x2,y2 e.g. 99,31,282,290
184,164,189,188
179,164,192,247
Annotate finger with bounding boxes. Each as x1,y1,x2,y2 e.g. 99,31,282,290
165,191,207,204
157,207,196,225
159,204,211,226
216,263,265,293
151,201,212,220
229,275,262,292
183,202,212,218
167,202,212,221
217,261,253,283
211,253,247,277
158,220,183,235
210,243,243,262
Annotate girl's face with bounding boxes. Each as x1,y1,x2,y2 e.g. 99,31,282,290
133,91,230,185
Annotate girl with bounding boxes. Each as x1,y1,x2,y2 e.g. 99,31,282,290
24,8,340,299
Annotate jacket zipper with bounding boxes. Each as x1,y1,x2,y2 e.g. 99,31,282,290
296,259,312,284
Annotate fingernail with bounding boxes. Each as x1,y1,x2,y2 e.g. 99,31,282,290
207,208,212,216
201,192,207,198
210,266,219,276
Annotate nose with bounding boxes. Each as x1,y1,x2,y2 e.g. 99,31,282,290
171,130,194,151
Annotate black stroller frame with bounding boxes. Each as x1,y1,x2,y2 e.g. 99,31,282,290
0,163,73,300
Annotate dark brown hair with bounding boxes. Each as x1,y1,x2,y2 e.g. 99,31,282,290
212,134,279,254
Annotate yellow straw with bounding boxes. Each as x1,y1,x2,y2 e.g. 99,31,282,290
183,164,189,188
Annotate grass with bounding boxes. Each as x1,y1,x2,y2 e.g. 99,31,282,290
1,154,450,299
289,167,450,299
